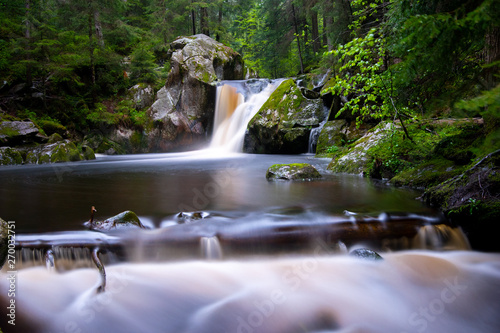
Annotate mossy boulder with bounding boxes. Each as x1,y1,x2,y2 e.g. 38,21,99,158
24,140,95,164
266,163,322,181
85,210,147,232
244,79,327,154
147,34,244,152
0,147,23,165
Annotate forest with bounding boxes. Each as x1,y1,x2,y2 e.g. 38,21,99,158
0,0,498,135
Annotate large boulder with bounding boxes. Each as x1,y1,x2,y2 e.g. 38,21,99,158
147,34,244,152
0,147,23,165
244,79,327,154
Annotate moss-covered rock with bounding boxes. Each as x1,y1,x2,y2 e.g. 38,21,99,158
0,120,47,146
37,119,68,137
423,150,500,251
328,122,394,175
129,83,155,110
24,140,95,164
47,132,64,143
147,34,244,152
266,163,322,181
85,210,147,232
244,79,327,154
0,147,23,165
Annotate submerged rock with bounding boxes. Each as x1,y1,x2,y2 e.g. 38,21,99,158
244,79,327,154
85,210,147,232
266,163,322,181
147,34,244,152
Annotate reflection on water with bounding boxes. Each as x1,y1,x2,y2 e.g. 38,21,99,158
0,152,432,232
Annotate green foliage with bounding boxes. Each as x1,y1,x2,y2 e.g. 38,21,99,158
323,30,412,125
130,46,159,84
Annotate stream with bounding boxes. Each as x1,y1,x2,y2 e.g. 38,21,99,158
1,80,499,332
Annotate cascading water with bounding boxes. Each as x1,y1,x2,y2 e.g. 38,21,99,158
210,79,283,152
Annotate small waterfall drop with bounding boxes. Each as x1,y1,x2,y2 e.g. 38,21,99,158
200,236,223,260
210,79,282,152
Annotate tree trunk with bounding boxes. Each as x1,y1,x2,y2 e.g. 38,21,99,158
291,4,304,74
25,0,32,89
93,10,105,48
484,25,500,88
200,6,209,36
88,4,96,103
323,2,333,51
216,5,222,41
191,1,196,35
311,10,320,53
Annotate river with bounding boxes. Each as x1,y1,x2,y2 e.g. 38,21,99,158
0,80,499,332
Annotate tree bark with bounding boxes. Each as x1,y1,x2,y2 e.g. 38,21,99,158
200,6,210,36
323,2,334,51
311,10,320,53
25,0,32,88
291,4,304,74
216,5,222,41
191,1,196,35
93,10,105,48
484,25,500,88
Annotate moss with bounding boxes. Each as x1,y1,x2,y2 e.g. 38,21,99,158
266,163,322,180
390,158,463,189
0,147,23,165
37,119,67,137
82,145,96,160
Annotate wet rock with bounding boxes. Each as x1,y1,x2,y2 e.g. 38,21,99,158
147,34,244,152
177,211,211,223
47,133,64,144
0,147,23,165
423,149,500,252
129,83,155,110
0,120,47,146
244,79,327,154
25,140,93,164
85,211,148,232
266,163,322,181
349,248,383,261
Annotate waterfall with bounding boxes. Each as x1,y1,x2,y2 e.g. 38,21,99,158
210,79,282,152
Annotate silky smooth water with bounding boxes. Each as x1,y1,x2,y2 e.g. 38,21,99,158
0,152,432,233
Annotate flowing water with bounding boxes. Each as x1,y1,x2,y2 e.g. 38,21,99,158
1,79,500,332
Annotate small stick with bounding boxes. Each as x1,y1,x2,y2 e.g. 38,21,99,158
89,206,97,225
91,247,106,293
